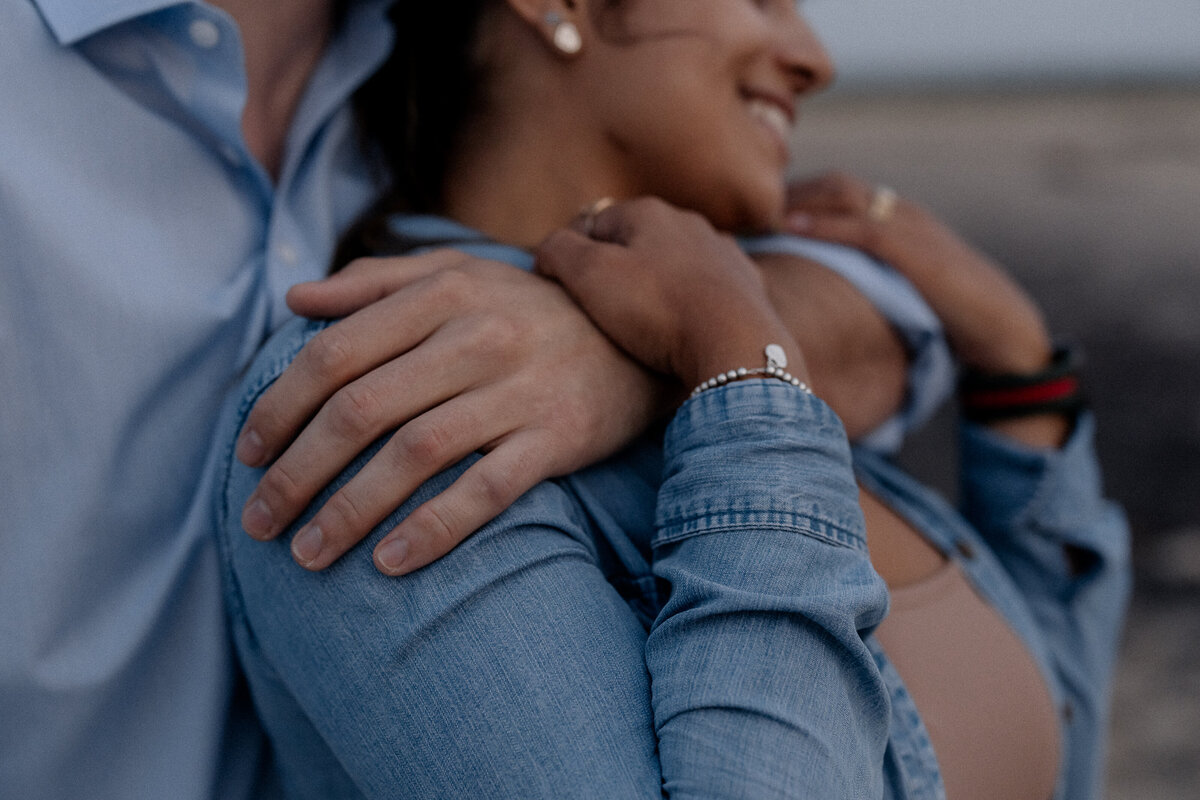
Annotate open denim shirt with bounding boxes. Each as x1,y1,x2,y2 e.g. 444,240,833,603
215,219,1130,799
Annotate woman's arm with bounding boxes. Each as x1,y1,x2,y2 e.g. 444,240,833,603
538,197,893,796
784,172,1070,448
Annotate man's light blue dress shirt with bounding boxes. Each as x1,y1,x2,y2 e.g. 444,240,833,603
0,2,392,797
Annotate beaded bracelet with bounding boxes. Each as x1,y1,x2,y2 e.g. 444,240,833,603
958,343,1087,422
689,344,812,399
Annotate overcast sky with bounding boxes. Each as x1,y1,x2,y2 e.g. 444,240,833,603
802,0,1200,89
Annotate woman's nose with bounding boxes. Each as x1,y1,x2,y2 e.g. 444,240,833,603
778,16,836,95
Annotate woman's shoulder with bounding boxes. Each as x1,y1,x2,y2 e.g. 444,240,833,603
238,316,332,403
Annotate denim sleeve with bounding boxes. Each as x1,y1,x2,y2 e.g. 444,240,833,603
958,413,1131,795
651,381,892,799
217,324,891,799
218,324,665,799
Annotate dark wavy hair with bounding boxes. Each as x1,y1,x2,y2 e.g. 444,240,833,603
334,1,633,269
333,1,493,267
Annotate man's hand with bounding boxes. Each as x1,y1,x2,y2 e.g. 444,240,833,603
237,250,661,575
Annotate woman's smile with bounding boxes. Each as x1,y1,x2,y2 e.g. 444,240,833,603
742,89,796,163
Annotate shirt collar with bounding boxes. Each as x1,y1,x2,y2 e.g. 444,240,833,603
31,0,192,45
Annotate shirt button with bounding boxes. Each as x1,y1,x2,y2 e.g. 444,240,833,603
276,242,299,266
954,539,977,560
189,19,221,49
219,143,242,165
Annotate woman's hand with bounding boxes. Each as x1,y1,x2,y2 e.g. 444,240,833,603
237,250,664,575
537,197,807,393
752,251,909,440
784,172,1053,375
784,172,1069,447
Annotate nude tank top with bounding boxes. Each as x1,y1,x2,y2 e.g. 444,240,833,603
874,559,1062,800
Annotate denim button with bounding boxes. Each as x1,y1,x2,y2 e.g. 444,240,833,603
955,539,977,560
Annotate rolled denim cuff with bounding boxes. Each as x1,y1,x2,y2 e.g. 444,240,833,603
657,380,866,552
959,412,1126,561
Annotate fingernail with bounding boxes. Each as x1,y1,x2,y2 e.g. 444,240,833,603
242,498,275,540
236,428,266,466
291,524,325,567
375,537,410,574
785,212,813,233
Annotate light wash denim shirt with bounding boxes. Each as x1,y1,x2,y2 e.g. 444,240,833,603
0,2,392,797
214,223,1130,799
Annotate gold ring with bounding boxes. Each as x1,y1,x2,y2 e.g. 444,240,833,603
866,186,898,223
579,197,615,237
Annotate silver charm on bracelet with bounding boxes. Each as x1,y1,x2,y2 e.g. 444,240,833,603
689,344,811,398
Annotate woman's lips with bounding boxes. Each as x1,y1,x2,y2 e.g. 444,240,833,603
744,94,794,156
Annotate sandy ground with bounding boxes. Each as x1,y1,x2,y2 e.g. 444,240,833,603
790,87,1200,798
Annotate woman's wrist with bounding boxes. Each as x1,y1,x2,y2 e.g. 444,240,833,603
680,320,809,396
689,342,812,399
958,343,1085,424
958,342,1085,449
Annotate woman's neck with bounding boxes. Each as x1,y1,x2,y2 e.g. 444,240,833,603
441,105,633,250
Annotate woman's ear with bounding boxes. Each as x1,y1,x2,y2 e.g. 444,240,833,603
504,0,587,57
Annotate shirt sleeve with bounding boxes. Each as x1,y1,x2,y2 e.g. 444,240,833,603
959,412,1130,598
649,381,892,799
218,327,892,799
957,413,1131,795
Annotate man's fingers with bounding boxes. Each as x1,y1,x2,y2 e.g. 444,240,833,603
285,249,470,318
236,266,484,469
285,391,517,571
372,433,551,576
239,316,493,540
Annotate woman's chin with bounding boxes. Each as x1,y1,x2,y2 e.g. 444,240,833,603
650,173,786,234
713,186,787,235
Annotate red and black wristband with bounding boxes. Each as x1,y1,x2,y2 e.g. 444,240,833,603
958,344,1087,423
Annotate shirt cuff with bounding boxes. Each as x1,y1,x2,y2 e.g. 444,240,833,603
656,380,866,552
959,412,1119,553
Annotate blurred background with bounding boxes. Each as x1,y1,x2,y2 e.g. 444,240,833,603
791,1,1199,797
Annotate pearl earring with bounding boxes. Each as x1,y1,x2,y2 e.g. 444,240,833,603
546,13,582,55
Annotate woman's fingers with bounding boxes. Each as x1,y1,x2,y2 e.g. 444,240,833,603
783,172,1054,374
784,210,883,253
540,197,804,389
785,171,878,216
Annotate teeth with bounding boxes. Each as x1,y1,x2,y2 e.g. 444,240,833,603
746,98,790,141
